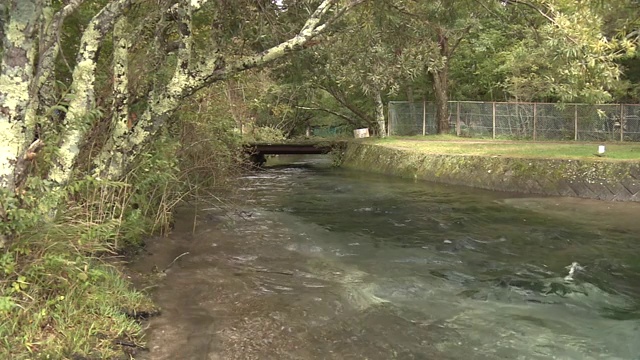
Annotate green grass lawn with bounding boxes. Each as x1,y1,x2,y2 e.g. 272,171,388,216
365,135,640,161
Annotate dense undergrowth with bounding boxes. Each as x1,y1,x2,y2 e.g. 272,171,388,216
0,96,246,359
0,141,180,359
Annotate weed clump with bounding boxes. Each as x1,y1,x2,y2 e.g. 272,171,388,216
0,221,155,359
0,139,180,358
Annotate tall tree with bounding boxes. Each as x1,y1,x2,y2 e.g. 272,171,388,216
391,0,481,133
0,0,363,244
449,0,636,103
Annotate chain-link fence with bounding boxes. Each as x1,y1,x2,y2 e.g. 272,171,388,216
389,101,640,141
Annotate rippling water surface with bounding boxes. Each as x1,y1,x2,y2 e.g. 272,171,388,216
134,156,640,360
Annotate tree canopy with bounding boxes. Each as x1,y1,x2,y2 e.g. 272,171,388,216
0,0,638,242
249,0,638,135
0,0,363,243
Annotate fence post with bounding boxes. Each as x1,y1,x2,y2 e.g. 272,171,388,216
387,102,391,136
456,101,461,136
574,104,578,141
422,100,426,136
620,104,624,142
533,103,537,141
492,102,496,139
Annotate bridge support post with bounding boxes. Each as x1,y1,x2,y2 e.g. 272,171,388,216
249,152,266,167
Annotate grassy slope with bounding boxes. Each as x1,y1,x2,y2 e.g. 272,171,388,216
0,221,155,359
366,135,640,161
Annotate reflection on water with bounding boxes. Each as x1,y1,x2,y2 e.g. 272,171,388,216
135,156,640,360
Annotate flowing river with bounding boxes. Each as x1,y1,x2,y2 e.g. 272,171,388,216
132,156,640,360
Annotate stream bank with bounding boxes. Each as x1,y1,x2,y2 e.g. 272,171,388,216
340,142,640,201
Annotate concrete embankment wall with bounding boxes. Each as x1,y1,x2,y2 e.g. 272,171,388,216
341,142,640,202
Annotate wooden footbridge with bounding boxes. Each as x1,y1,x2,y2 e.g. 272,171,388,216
244,141,346,165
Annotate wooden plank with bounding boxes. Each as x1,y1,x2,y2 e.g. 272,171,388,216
246,143,334,155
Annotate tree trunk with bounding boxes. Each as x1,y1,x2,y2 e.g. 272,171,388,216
101,0,198,179
424,22,472,135
48,0,133,184
0,0,41,192
431,68,449,134
0,0,43,246
27,0,87,125
430,28,451,135
94,16,130,177
374,89,386,137
101,0,351,180
111,17,130,138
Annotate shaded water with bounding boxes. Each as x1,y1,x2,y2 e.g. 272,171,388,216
133,156,640,359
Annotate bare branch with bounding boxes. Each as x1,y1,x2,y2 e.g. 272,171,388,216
13,139,45,191
296,105,358,125
31,0,87,98
503,0,555,23
319,85,377,125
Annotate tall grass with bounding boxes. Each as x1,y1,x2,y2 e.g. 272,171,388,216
0,79,255,359
0,196,156,359
0,136,185,358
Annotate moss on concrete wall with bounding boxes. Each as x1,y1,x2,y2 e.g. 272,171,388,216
341,143,640,202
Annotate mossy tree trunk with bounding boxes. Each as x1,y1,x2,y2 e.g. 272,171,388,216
102,0,354,179
0,0,362,245
0,0,41,194
49,0,133,184
0,0,44,246
430,29,450,134
27,0,87,124
374,89,386,137
94,16,130,177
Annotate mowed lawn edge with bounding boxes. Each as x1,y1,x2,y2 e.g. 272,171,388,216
365,137,640,162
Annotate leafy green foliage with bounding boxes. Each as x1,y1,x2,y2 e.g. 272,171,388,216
0,113,184,360
0,141,179,357
174,85,246,190
495,2,632,103
0,179,157,358
0,227,153,358
0,178,59,238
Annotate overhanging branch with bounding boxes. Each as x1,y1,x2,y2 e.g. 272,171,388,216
102,0,365,180
189,0,364,95
296,105,359,125
32,0,86,97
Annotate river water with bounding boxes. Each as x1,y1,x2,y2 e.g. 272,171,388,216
132,156,640,360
